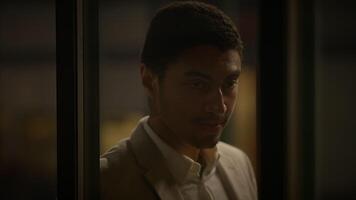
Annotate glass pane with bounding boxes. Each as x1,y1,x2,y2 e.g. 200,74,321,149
99,0,258,170
0,0,57,199
99,6,260,200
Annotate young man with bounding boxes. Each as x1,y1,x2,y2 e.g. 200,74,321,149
100,1,257,200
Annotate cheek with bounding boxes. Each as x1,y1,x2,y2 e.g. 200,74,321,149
225,90,238,111
227,99,237,114
162,88,203,117
171,85,200,104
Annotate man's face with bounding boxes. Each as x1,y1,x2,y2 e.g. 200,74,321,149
149,45,241,149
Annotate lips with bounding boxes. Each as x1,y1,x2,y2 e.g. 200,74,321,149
199,121,224,126
194,118,227,133
195,117,226,125
197,123,223,133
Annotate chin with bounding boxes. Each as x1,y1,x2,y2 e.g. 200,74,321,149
193,137,220,149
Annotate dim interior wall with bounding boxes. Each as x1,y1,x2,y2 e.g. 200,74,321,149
314,0,356,199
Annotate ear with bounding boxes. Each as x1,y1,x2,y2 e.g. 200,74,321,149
140,63,158,98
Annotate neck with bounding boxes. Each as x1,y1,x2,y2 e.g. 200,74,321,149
148,116,200,161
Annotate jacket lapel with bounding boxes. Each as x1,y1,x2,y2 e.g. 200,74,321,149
145,166,182,200
129,122,183,200
217,157,240,200
217,154,253,200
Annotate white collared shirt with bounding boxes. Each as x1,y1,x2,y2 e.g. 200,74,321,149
142,116,229,200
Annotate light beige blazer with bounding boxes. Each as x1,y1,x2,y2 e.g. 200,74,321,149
100,121,257,200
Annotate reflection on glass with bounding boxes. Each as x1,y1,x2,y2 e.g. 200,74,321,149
0,0,56,199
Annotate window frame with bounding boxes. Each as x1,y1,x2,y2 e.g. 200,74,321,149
55,0,316,199
56,0,99,199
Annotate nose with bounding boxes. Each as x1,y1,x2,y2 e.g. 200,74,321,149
205,88,227,115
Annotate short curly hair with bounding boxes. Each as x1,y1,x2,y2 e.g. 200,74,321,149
140,1,243,77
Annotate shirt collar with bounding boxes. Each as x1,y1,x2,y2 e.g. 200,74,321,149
141,116,220,184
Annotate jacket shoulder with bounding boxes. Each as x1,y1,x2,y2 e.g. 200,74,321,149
217,141,248,162
100,138,139,184
100,138,130,170
217,141,254,171
217,141,258,199
100,138,158,199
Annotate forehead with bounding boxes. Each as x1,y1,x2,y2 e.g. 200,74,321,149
168,45,241,77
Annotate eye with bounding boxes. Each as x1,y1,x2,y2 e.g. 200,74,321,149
189,80,209,90
223,79,239,89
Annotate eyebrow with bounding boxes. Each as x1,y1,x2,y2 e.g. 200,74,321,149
184,70,212,81
184,69,241,80
226,70,241,79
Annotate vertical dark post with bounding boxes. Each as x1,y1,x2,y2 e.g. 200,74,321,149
57,0,99,199
258,0,287,199
298,0,315,199
56,0,78,199
82,0,99,199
